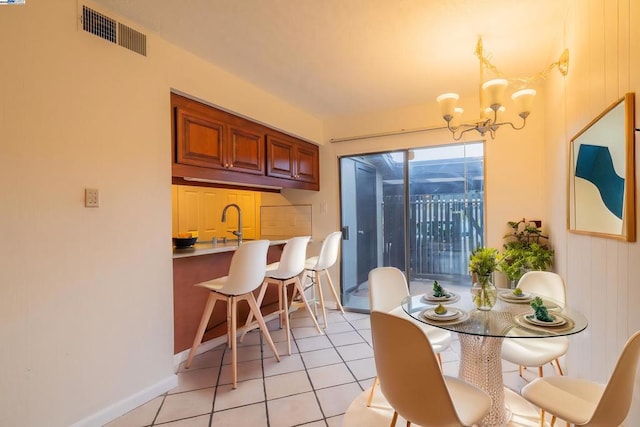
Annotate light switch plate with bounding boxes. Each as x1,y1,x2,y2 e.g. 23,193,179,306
85,188,99,207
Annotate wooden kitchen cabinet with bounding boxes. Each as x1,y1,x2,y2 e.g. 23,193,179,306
171,92,320,191
174,95,265,176
266,133,319,186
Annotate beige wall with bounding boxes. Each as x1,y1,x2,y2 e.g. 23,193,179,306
3,0,639,425
0,1,323,426
544,0,640,423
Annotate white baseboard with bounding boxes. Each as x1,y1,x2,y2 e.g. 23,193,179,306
70,374,178,427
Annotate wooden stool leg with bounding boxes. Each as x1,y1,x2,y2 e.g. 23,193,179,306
324,268,345,314
246,292,280,362
230,296,238,389
366,376,378,407
240,280,269,342
186,293,217,369
390,411,398,427
226,299,232,348
294,277,323,334
315,271,328,328
281,280,292,355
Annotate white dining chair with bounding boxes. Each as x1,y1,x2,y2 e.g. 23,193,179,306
185,240,280,388
303,231,345,328
521,330,640,427
370,310,491,426
501,271,569,377
366,266,452,407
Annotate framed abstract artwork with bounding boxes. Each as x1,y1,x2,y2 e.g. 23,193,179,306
568,93,636,241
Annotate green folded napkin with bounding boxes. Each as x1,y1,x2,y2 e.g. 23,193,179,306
530,296,554,322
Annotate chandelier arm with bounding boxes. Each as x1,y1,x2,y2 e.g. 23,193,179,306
493,117,528,131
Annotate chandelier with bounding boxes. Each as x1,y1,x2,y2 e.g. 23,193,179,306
436,37,569,141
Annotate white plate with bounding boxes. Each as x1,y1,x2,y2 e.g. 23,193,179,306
423,307,461,321
524,314,567,327
422,291,458,303
498,291,533,303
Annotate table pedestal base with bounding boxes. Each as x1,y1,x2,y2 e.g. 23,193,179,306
343,386,546,427
458,334,507,426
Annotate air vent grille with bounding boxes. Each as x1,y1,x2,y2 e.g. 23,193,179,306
81,5,147,57
118,22,146,56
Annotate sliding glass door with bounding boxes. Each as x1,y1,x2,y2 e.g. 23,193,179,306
339,143,484,311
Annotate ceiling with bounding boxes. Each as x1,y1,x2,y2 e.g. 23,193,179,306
93,0,571,119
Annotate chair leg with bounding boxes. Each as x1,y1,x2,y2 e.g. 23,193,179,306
540,409,545,427
550,415,557,426
538,366,544,377
281,281,292,355
553,358,564,375
245,291,280,363
519,365,523,378
315,271,328,328
186,293,217,369
226,299,232,348
436,353,443,370
239,280,269,342
366,376,378,407
230,296,238,389
324,268,345,314
390,411,398,427
406,421,411,427
294,277,323,334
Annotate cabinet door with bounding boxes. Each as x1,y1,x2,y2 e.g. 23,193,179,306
266,134,296,179
220,190,258,240
227,124,265,175
176,185,223,241
175,107,226,170
294,143,319,184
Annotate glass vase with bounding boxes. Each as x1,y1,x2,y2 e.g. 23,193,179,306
471,274,497,311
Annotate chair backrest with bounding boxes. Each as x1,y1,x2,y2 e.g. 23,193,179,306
589,330,640,426
312,231,342,270
370,311,464,426
269,236,310,279
226,240,270,295
368,267,410,313
517,271,566,306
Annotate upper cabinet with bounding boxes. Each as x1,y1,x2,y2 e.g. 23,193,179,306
174,97,265,176
171,93,319,191
266,133,319,184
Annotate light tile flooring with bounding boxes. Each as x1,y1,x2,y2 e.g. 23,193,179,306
105,297,560,427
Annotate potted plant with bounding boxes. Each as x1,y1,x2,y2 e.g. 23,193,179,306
498,219,554,288
469,246,500,310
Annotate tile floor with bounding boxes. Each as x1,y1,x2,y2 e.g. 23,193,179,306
105,293,560,427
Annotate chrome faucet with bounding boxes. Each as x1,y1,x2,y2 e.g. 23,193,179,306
221,203,242,245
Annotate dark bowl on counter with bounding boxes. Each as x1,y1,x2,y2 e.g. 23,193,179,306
173,236,198,248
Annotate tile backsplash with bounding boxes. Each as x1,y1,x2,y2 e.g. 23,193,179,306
260,205,312,239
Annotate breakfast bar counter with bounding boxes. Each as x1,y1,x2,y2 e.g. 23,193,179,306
172,240,286,354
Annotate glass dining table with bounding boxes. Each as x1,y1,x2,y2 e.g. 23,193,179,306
401,288,588,426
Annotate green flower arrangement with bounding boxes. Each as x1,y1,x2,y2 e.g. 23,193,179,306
469,246,500,310
469,247,500,277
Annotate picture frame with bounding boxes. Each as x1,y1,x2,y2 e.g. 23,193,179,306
568,93,636,241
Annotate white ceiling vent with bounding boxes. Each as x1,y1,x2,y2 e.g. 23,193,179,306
81,5,147,57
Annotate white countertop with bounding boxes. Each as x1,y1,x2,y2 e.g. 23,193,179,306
172,239,288,259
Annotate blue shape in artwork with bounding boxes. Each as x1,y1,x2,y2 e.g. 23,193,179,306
575,144,624,219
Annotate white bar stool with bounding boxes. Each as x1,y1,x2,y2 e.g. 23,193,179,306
303,231,345,328
185,240,280,389
243,236,322,355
